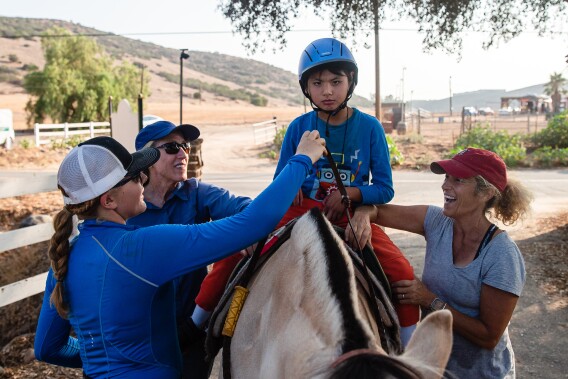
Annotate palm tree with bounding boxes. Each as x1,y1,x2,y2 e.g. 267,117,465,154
544,72,567,114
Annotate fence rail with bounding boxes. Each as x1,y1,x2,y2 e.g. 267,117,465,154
252,118,279,145
0,173,58,308
34,121,110,147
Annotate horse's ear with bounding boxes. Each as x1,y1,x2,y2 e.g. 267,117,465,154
401,310,453,379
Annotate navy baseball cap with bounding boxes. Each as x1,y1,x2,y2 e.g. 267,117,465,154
135,120,200,151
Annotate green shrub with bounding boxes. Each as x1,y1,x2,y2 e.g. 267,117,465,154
158,72,268,106
531,111,568,149
19,138,31,149
22,63,38,71
8,54,18,63
50,135,84,149
0,65,19,83
531,146,568,167
273,126,287,152
250,93,268,107
451,126,526,167
193,92,201,99
386,135,404,166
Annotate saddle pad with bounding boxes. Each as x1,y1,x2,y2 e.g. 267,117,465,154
205,222,295,360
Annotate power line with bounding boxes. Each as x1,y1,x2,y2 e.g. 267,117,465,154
3,27,567,39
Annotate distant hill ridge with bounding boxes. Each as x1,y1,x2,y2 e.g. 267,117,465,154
412,84,548,113
0,16,374,107
0,16,549,112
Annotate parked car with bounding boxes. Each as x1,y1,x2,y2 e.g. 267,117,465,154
478,107,494,116
142,114,163,127
0,109,15,150
463,106,478,116
499,107,513,116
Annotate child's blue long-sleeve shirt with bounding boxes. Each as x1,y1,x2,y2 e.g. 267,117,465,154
275,108,394,204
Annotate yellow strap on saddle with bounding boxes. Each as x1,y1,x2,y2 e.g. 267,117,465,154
222,285,250,337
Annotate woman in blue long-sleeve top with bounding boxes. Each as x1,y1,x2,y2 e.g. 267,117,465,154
34,133,325,378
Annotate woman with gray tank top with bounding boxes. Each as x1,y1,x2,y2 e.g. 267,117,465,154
346,147,533,379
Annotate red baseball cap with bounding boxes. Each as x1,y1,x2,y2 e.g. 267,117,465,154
430,147,507,192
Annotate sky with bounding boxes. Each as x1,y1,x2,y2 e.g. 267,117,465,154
2,0,568,101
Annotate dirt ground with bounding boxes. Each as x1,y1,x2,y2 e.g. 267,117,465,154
0,123,566,378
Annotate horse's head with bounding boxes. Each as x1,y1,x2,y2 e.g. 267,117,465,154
329,310,453,379
228,208,452,379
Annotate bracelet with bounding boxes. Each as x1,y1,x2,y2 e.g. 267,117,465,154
429,297,447,311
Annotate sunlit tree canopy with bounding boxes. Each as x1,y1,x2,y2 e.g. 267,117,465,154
219,0,568,54
24,27,148,125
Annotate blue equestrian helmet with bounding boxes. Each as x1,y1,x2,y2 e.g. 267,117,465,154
298,38,358,98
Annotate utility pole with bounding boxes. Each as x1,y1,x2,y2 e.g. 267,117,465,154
180,49,190,124
410,90,414,129
373,0,381,121
140,65,145,94
449,76,453,117
401,67,406,122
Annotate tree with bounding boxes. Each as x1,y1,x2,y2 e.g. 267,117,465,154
544,72,567,114
219,0,567,54
24,27,149,125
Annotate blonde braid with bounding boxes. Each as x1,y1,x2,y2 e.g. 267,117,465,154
48,189,99,318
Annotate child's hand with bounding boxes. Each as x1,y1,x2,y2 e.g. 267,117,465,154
292,189,303,206
322,190,345,222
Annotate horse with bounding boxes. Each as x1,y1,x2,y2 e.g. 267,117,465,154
207,207,452,379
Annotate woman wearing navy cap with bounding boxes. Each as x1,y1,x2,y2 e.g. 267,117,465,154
129,119,253,378
349,147,533,378
34,133,325,378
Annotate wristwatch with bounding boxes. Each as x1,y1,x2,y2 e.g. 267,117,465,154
429,297,447,311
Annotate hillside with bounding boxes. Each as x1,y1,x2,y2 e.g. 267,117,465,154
0,16,373,117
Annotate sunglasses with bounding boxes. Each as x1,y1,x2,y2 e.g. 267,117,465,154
156,141,190,155
113,171,148,188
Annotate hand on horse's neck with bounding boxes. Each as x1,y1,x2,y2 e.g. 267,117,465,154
452,215,492,266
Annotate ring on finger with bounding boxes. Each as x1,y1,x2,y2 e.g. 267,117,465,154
402,293,405,299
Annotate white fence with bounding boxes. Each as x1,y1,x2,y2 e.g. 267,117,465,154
252,118,280,145
34,121,111,147
0,174,57,308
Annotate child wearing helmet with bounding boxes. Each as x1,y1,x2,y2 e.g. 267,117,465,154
274,37,419,345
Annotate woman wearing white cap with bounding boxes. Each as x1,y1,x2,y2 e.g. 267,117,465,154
34,133,325,378
348,147,533,378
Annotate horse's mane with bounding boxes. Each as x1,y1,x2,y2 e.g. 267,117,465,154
310,208,375,353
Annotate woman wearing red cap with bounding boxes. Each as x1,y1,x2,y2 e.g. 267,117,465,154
347,147,533,378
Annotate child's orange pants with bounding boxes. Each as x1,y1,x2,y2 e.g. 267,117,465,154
196,199,419,327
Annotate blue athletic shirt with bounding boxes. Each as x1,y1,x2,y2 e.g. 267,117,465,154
127,179,251,321
274,108,393,204
34,154,312,378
